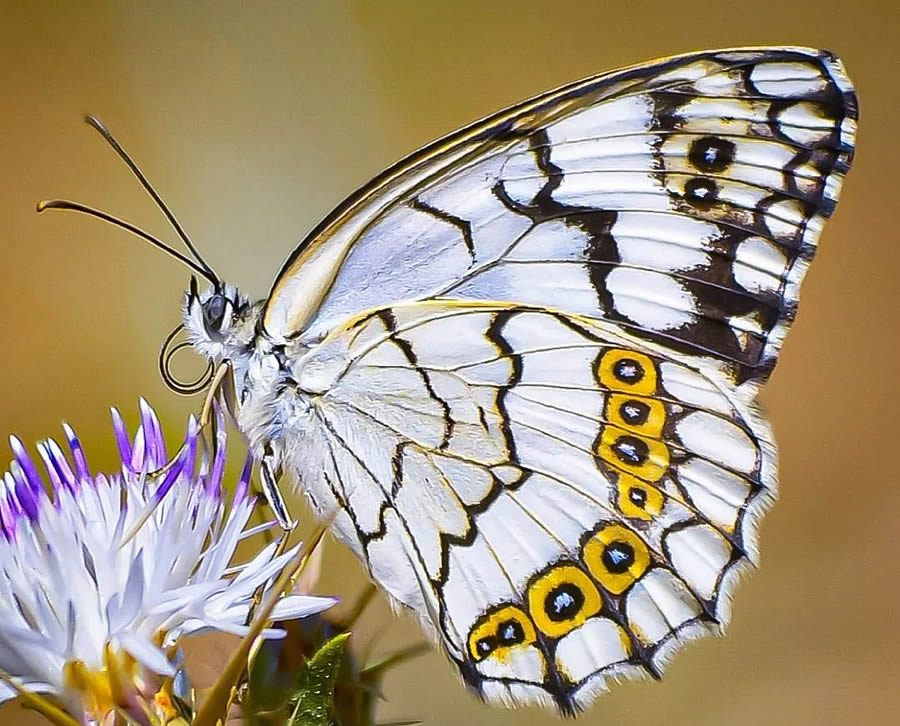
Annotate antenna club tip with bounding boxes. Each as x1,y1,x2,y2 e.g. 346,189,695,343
83,114,111,136
36,200,68,213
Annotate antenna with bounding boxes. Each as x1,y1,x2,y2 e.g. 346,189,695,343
82,115,219,285
37,199,218,285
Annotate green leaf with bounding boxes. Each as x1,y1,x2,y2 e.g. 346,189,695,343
288,633,351,726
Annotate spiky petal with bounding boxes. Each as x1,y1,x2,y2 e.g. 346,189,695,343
0,400,336,724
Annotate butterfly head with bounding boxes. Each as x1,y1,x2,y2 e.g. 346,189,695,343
37,115,269,395
183,276,254,361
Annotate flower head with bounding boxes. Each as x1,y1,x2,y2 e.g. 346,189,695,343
0,400,335,724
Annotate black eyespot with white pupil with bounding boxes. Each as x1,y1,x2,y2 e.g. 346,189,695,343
544,583,585,622
476,635,497,656
497,619,525,646
619,399,651,426
689,136,736,173
476,618,525,657
613,358,644,385
601,541,636,574
628,486,648,509
613,435,649,466
684,177,719,208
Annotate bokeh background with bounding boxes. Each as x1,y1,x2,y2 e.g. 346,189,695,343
2,2,898,724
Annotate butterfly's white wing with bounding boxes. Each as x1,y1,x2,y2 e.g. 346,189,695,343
241,47,857,712
284,300,775,711
263,47,856,384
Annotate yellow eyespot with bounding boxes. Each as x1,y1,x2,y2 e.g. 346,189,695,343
597,349,657,395
468,605,536,662
583,524,652,595
606,393,666,437
527,565,603,638
597,425,670,481
616,473,664,520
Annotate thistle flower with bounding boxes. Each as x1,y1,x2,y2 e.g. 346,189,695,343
0,400,336,724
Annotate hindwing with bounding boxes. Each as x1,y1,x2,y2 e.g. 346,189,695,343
287,301,776,712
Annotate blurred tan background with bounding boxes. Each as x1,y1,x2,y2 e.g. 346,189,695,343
1,1,898,724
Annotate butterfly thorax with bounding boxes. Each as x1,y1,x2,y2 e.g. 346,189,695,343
184,281,332,465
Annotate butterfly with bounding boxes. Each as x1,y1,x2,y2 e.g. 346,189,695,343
43,47,857,713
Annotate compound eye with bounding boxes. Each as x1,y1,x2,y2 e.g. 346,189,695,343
203,294,228,332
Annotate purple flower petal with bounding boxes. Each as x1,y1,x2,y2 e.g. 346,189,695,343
9,463,39,521
0,475,18,540
208,425,228,496
149,410,167,468
36,442,65,497
62,423,90,480
138,399,161,469
182,416,199,483
233,455,253,504
45,439,77,491
152,447,187,504
130,426,147,473
110,408,133,472
139,398,167,469
9,437,43,496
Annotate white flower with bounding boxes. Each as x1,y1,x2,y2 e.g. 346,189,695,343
0,400,335,723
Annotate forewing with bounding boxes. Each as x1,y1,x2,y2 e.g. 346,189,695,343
264,47,856,383
288,301,776,712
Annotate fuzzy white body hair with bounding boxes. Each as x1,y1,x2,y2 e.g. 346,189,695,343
183,286,351,527
182,285,297,462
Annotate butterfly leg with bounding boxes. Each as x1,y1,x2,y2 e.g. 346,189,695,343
199,361,234,430
260,447,297,532
206,362,297,533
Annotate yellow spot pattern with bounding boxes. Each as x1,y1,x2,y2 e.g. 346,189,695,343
527,565,603,638
597,425,670,481
606,393,666,437
616,473,664,520
583,524,652,595
468,605,537,663
597,349,657,395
